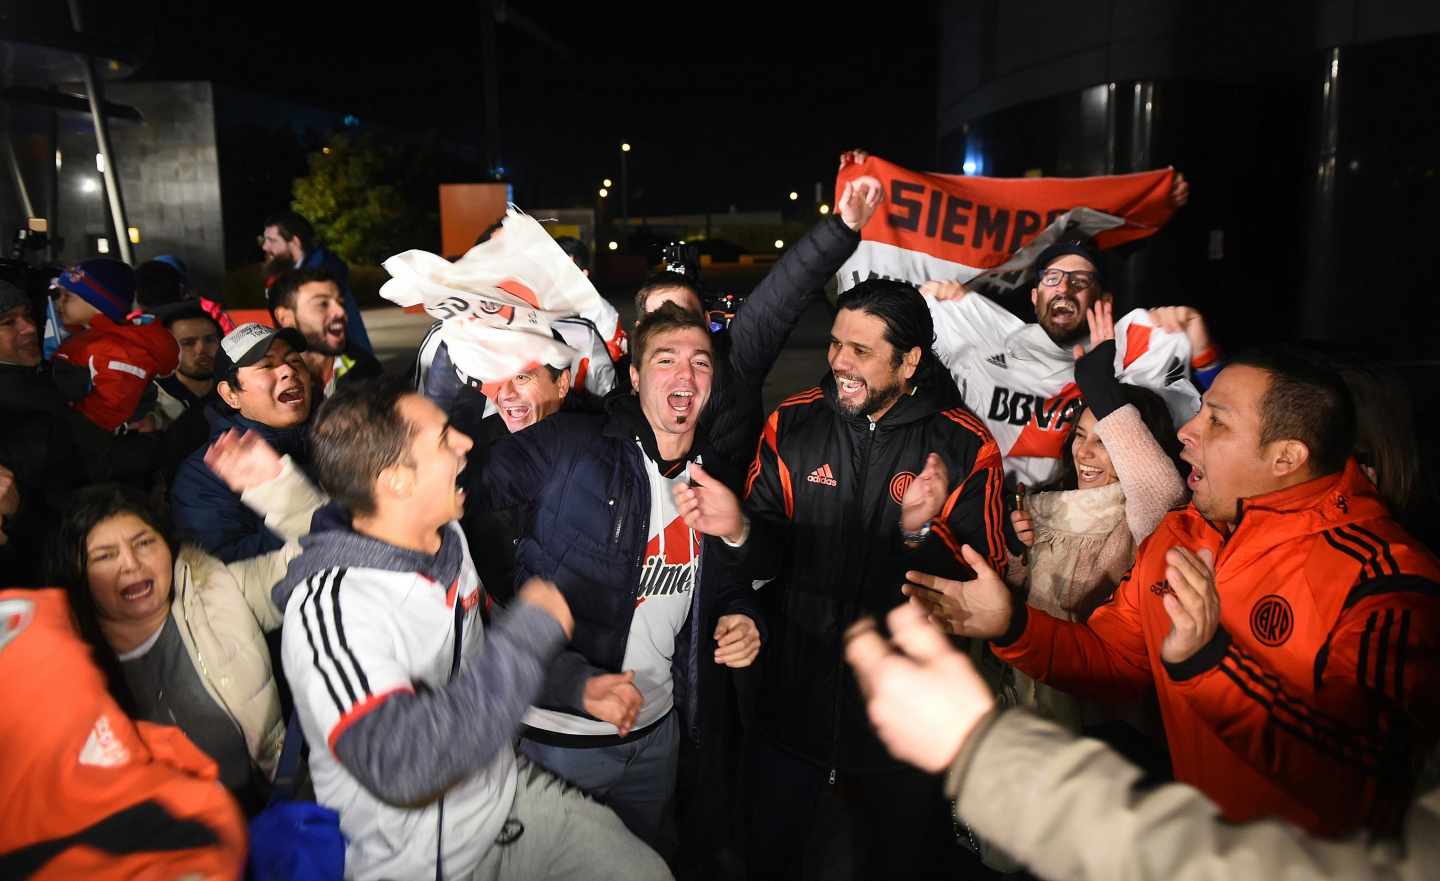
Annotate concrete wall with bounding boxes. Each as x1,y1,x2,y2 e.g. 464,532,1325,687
106,81,225,295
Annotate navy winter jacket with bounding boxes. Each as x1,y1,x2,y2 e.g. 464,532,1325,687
170,406,310,563
465,393,764,740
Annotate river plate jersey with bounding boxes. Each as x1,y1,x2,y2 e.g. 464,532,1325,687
524,447,696,736
927,292,1200,488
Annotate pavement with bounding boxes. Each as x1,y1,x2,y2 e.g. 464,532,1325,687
364,265,840,414
364,307,439,376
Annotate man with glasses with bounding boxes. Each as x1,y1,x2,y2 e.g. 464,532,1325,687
922,238,1220,488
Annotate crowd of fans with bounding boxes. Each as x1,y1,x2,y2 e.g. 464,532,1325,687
1,164,1437,881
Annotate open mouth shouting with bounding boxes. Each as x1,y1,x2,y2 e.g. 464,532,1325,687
1179,449,1206,491
668,389,696,423
321,319,346,349
836,373,867,400
276,383,306,408
1046,297,1080,326
500,403,533,429
1076,464,1108,486
119,578,155,602
1187,462,1205,491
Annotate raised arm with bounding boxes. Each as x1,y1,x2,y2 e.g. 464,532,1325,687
726,177,881,387
1073,303,1187,543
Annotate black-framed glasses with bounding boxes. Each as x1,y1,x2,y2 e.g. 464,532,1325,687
1039,268,1097,291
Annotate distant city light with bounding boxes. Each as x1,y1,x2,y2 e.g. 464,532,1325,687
599,187,609,198
96,237,110,254
128,227,141,244
818,203,830,215
621,143,632,152
322,146,333,155
80,177,100,194
774,239,785,249
608,241,619,251
54,150,62,171
603,178,613,188
95,153,104,173
678,240,686,245
788,191,799,201
962,159,977,174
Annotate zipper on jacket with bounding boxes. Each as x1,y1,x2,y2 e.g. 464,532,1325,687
828,418,878,776
622,444,651,618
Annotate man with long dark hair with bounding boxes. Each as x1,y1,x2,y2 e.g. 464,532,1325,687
689,278,1006,877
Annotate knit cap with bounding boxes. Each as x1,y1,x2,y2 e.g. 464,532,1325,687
52,258,135,323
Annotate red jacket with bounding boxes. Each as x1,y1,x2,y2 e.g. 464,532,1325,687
993,459,1440,836
54,316,180,432
0,589,244,879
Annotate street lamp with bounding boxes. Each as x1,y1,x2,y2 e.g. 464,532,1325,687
620,143,631,230
788,191,798,201
599,187,609,198
774,239,785,249
608,241,619,251
818,203,830,215
603,178,613,188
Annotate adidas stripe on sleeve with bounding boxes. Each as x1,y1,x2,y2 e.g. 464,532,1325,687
286,568,417,753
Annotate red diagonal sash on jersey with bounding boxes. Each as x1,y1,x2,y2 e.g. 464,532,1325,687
1004,382,1085,460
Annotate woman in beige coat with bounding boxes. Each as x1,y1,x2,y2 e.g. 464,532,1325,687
1000,303,1188,724
48,483,300,812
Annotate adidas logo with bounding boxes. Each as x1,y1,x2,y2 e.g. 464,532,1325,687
1164,356,1186,385
986,353,1008,369
806,463,838,487
79,714,130,768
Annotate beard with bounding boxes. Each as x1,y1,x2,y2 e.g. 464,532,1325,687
261,255,294,280
835,373,905,419
179,363,214,381
1038,297,1089,347
303,328,345,357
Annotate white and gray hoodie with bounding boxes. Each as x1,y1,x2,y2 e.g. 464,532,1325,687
273,512,566,881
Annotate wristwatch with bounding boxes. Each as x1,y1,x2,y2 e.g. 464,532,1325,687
901,521,932,547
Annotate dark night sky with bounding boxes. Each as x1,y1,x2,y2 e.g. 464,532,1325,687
139,1,939,214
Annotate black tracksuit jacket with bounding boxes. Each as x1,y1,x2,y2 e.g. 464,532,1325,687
740,370,1008,773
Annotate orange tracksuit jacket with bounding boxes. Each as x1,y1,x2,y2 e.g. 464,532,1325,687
0,588,245,880
992,459,1440,837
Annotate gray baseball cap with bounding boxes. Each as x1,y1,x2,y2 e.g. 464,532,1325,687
214,322,307,383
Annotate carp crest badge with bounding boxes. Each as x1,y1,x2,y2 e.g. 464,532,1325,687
1250,595,1294,648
